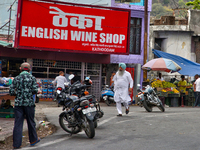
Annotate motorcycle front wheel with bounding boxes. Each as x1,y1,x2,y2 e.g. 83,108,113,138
94,120,98,128
59,112,81,134
84,117,95,138
143,98,153,112
158,103,165,112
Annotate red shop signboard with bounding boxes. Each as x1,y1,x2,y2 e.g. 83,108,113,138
14,0,130,54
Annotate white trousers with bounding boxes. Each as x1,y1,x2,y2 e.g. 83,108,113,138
116,101,129,114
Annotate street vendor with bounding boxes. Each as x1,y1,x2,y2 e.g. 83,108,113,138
156,73,164,81
178,75,187,106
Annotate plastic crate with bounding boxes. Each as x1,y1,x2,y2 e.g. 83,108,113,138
170,97,179,107
188,97,195,102
0,108,15,118
168,94,180,97
165,97,171,106
188,92,194,97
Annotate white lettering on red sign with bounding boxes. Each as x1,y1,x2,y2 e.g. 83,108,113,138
49,6,105,31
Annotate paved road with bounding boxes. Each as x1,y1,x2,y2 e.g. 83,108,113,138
22,104,200,150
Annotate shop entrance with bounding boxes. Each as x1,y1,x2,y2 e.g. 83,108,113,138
32,59,102,100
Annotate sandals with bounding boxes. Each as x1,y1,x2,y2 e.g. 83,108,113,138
126,108,129,114
30,138,41,146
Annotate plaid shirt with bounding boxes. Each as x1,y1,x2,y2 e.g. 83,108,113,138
9,71,38,106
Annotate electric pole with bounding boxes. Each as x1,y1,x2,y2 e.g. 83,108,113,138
143,0,148,81
7,0,17,43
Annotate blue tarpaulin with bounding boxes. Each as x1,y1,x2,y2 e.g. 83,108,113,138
153,49,200,76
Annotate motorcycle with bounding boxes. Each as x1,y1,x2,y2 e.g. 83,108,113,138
57,79,96,138
136,84,165,112
67,76,104,128
101,85,115,106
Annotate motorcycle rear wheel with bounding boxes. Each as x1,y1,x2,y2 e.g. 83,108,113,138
59,113,80,134
84,118,95,138
105,100,111,106
143,99,153,112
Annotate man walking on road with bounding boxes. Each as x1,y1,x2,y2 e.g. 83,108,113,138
194,74,200,107
113,63,133,116
9,62,40,149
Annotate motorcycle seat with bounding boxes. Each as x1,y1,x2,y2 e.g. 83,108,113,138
80,96,87,101
85,95,94,99
69,95,79,102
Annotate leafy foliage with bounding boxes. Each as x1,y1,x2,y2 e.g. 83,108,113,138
186,0,200,9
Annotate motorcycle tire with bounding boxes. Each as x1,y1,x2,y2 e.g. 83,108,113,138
59,112,81,134
158,103,165,112
143,99,153,112
105,100,111,106
84,118,95,138
94,120,98,128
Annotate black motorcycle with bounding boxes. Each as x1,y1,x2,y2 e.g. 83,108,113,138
67,78,104,128
57,82,96,138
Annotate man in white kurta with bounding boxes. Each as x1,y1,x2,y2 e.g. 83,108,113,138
113,63,133,116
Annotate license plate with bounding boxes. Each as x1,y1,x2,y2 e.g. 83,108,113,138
82,107,96,114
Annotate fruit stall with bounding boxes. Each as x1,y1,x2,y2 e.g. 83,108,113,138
151,80,194,107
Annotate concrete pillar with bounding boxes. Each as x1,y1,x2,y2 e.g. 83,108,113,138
134,63,141,103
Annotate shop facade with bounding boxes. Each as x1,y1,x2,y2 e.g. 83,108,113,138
0,0,152,101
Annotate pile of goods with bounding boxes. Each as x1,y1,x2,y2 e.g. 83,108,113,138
151,80,180,95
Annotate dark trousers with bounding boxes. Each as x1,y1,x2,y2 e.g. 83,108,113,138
13,106,38,148
194,92,200,107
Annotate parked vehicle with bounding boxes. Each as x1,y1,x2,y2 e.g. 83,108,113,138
66,76,104,128
57,79,96,138
59,95,96,138
101,85,115,106
136,84,165,112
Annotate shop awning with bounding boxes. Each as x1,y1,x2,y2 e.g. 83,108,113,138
0,40,12,47
153,49,200,76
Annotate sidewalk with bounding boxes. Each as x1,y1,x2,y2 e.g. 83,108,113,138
0,101,56,142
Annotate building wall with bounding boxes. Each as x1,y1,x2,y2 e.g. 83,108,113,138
110,0,152,65
189,10,200,35
148,26,193,80
153,31,192,60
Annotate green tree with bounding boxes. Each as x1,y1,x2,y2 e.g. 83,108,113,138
179,0,186,6
163,0,170,5
186,0,200,9
151,3,173,18
151,3,166,17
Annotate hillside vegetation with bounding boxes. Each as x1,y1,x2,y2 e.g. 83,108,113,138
151,0,192,18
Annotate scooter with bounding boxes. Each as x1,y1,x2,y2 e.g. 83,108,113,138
101,85,115,106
